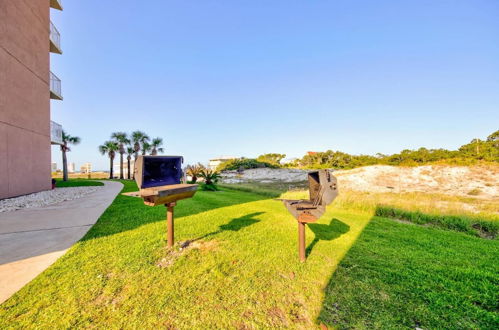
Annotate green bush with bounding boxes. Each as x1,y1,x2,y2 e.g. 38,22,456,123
216,158,278,172
256,153,286,166
200,183,219,191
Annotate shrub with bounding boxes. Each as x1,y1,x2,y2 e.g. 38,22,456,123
199,168,221,191
185,163,205,183
256,153,285,166
467,188,482,196
216,158,278,172
200,183,219,191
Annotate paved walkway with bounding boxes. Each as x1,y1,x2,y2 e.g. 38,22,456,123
0,181,123,304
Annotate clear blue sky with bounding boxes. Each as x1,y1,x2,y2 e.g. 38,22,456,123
50,0,499,171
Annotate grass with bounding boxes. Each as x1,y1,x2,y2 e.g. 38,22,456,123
219,180,308,198
1,181,497,328
54,178,104,188
0,181,372,328
52,172,110,179
319,216,499,329
375,206,499,239
224,182,499,237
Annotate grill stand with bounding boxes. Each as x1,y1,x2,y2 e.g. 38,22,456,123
166,202,176,248
298,221,306,262
279,170,338,262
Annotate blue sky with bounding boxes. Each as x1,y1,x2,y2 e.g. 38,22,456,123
50,0,499,171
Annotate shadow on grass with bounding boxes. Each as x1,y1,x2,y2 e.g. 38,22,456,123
186,212,263,244
81,181,271,241
306,219,350,257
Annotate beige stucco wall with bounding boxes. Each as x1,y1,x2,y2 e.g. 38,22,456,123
0,0,51,199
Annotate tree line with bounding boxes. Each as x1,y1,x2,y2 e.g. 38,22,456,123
219,130,498,171
291,130,499,169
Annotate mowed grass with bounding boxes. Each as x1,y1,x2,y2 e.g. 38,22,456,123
319,217,499,328
0,181,371,328
1,180,497,328
54,178,104,187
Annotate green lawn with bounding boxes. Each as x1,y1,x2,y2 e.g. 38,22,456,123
0,180,497,328
54,178,104,187
319,217,499,328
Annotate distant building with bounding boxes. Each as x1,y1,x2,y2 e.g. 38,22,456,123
80,163,92,174
67,162,75,173
209,156,237,171
113,160,135,179
281,157,298,165
51,163,58,172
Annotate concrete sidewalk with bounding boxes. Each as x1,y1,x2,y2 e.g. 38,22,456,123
0,181,123,304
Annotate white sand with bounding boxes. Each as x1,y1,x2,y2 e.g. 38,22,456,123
0,187,101,212
221,165,499,198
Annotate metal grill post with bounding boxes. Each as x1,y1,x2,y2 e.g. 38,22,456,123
166,202,176,247
298,222,306,262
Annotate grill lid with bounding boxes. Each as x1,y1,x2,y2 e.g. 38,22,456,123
134,156,184,189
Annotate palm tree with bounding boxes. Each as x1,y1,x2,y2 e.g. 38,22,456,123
60,131,81,182
111,132,129,179
126,146,134,180
131,131,149,179
98,141,119,179
186,163,204,183
199,168,221,185
142,141,152,155
150,137,164,155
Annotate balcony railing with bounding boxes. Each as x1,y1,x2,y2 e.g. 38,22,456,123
50,121,63,145
50,0,63,10
49,21,62,54
50,71,63,100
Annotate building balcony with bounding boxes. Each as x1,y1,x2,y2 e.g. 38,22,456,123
50,71,63,100
50,0,63,11
49,21,62,54
50,121,63,145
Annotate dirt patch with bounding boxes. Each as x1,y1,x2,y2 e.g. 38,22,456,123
267,307,288,327
156,240,219,268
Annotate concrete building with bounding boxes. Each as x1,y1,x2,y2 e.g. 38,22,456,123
208,156,237,171
67,162,75,173
113,160,135,179
80,163,92,174
0,0,64,199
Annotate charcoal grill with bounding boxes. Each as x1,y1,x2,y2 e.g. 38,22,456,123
279,170,338,261
123,156,198,247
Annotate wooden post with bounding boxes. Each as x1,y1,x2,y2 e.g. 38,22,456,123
166,202,176,247
298,221,306,262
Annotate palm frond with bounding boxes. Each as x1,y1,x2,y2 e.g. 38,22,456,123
111,132,128,143
99,140,119,156
62,130,81,145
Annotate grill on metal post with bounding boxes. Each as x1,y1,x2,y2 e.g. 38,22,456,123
123,156,198,248
279,169,338,262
